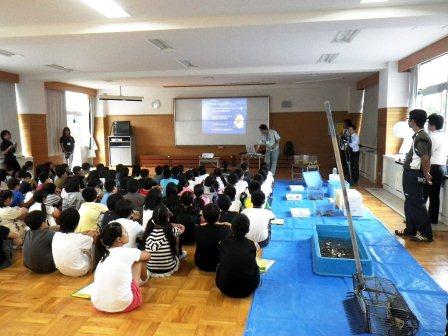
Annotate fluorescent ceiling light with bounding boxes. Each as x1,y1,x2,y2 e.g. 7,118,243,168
317,53,339,64
80,0,130,18
176,59,197,69
147,39,173,51
45,64,75,72
0,49,23,57
295,77,344,84
360,0,388,3
332,30,360,43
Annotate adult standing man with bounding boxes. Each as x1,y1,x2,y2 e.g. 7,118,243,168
257,124,281,175
339,119,353,180
395,109,433,242
347,125,360,186
424,114,448,225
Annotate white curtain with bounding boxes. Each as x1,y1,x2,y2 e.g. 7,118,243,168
407,66,419,112
45,89,67,156
88,96,98,157
0,81,21,155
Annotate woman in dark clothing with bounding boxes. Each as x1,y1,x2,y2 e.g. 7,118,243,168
1,130,20,175
194,204,231,272
59,127,75,168
216,213,260,298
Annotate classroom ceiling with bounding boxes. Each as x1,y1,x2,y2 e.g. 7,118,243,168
0,0,447,88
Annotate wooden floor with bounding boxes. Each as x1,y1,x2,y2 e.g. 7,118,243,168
1,171,447,335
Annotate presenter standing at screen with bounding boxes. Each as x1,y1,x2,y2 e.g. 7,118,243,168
257,124,281,175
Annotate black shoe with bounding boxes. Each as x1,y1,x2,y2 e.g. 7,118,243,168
394,229,413,237
410,234,433,243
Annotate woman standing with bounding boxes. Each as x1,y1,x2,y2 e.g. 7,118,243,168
1,130,20,175
59,127,75,168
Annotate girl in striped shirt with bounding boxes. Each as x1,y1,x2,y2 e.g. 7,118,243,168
143,204,185,277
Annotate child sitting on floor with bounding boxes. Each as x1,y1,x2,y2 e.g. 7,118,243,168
194,204,231,272
101,193,123,229
52,208,95,277
62,176,84,211
23,210,57,273
142,188,163,230
143,204,185,278
0,190,28,239
0,223,22,269
29,190,61,227
174,191,201,246
7,177,26,207
216,213,260,298
113,199,144,249
76,187,107,233
217,194,238,223
193,184,210,211
224,185,241,213
91,222,150,313
241,190,274,248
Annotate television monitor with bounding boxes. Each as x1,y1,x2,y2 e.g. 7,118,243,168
112,121,131,136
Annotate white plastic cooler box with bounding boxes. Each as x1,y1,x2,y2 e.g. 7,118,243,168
335,189,364,217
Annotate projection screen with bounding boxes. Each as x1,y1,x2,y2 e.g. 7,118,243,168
174,96,270,146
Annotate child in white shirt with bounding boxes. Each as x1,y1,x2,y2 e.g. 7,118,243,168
113,199,144,249
52,208,94,277
241,190,274,248
29,190,60,227
91,222,150,313
0,190,28,239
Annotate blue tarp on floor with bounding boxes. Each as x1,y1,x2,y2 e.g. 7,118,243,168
245,180,447,336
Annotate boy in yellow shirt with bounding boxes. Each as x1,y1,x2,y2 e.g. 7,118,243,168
76,187,107,233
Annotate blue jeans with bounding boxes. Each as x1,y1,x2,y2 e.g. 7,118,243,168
265,148,279,175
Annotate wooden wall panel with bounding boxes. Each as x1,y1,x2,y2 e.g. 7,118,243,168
376,107,408,187
44,82,97,97
105,111,361,176
399,35,448,72
356,72,379,90
18,114,49,165
0,70,19,83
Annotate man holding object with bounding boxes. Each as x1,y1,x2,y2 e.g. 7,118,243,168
256,124,281,175
395,109,433,242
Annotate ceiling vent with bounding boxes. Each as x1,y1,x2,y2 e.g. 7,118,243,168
332,30,360,43
281,101,293,108
98,86,143,102
317,53,339,64
0,49,21,57
176,59,197,69
45,64,74,72
147,39,173,51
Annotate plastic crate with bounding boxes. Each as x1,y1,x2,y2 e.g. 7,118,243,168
328,180,350,198
312,224,373,277
314,198,336,216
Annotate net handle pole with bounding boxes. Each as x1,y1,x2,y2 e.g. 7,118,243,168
324,101,364,284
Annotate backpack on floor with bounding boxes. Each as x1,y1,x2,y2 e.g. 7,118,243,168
283,141,295,157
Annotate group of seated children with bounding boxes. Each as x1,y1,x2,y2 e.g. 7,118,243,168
0,160,275,313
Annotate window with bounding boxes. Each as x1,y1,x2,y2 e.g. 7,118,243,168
417,53,448,132
65,91,90,166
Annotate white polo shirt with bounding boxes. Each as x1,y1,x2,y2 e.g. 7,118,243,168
259,129,281,151
429,130,448,166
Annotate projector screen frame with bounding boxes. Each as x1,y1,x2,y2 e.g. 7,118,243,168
173,95,270,147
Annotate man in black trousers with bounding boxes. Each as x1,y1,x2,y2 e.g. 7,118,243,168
395,109,433,242
424,114,448,225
